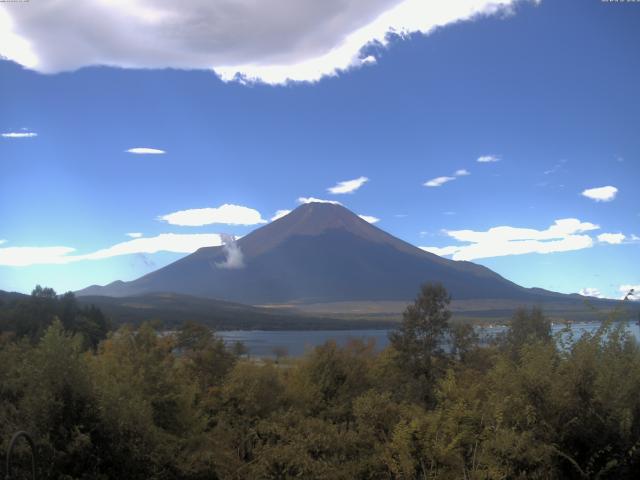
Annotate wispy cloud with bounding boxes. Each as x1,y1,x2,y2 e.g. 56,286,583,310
159,204,267,226
421,218,599,261
477,154,499,163
328,176,368,194
0,0,537,84
358,215,380,224
298,197,342,205
582,185,618,202
544,159,567,175
126,147,166,155
0,233,224,267
271,210,291,221
126,232,143,238
597,233,625,244
2,132,37,138
424,176,456,188
424,168,470,188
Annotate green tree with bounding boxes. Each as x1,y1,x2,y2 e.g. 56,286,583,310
503,306,552,356
389,283,452,404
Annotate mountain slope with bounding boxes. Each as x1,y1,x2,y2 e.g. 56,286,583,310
77,203,574,304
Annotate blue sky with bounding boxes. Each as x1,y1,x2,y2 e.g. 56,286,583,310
0,0,638,300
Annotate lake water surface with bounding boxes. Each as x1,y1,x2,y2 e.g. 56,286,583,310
218,321,640,358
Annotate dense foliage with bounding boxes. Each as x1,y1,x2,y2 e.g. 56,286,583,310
1,284,640,479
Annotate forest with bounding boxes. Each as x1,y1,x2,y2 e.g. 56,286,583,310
1,284,640,479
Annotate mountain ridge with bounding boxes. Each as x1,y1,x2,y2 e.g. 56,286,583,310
77,203,584,304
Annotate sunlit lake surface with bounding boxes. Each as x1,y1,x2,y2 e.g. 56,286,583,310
218,321,640,358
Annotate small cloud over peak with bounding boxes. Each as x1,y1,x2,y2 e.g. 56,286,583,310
126,147,166,155
126,232,143,238
271,210,292,221
424,176,455,188
216,242,245,269
358,215,380,224
159,204,267,226
477,154,500,163
2,131,37,138
582,185,618,202
597,233,625,244
328,176,369,194
298,197,342,205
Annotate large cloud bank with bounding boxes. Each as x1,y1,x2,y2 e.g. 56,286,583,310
0,0,535,84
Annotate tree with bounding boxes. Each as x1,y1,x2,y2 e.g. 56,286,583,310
389,283,452,404
177,321,237,391
450,322,479,362
503,306,552,355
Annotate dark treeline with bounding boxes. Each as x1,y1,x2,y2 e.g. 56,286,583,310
1,284,640,479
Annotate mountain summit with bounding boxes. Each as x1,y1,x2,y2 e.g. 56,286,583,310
78,203,557,304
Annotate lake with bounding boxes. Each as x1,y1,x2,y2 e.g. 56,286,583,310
218,321,640,358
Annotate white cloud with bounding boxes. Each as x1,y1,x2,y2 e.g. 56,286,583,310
126,147,166,155
579,287,603,298
597,233,625,245
420,218,599,261
424,176,456,187
328,176,368,194
126,232,143,238
298,197,342,205
631,234,640,242
619,285,640,301
358,215,380,224
1,132,37,138
477,155,499,163
454,169,470,176
81,233,223,260
216,242,245,269
0,233,224,267
0,239,5,245
271,210,292,221
0,0,536,84
0,246,76,267
159,203,267,226
582,185,618,202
